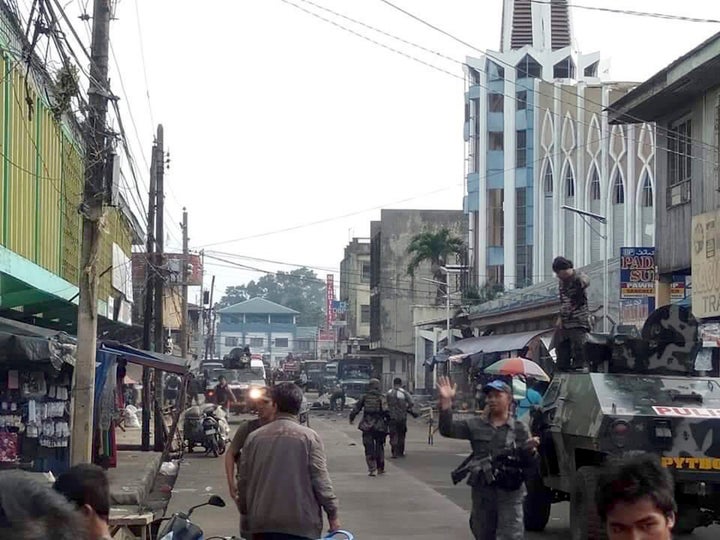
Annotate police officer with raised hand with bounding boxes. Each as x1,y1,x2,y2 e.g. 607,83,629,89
437,376,539,540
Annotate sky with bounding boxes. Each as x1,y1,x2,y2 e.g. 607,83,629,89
39,0,720,301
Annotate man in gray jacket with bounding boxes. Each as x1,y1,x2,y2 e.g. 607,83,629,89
239,382,340,540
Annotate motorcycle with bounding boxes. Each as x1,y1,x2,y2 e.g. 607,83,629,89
158,495,355,540
183,404,230,456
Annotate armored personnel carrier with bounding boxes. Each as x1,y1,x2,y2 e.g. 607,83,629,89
525,305,719,539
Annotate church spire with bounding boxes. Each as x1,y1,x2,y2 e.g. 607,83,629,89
500,0,573,52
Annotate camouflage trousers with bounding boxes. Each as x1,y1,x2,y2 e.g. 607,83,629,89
470,484,525,540
555,328,589,371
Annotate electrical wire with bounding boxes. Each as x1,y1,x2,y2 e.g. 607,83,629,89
132,0,155,129
529,1,720,24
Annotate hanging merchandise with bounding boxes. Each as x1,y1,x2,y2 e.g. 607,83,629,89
0,430,18,462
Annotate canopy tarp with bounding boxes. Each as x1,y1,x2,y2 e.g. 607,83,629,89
99,342,189,374
429,329,553,365
0,317,76,370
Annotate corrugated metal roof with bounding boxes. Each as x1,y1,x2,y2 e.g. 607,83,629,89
218,297,299,315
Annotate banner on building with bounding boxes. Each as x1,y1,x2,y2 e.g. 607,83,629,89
326,275,335,329
332,300,347,327
619,297,656,329
166,253,203,286
671,275,688,303
692,210,720,319
620,247,656,299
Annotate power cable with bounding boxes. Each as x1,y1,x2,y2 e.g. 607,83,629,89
376,0,720,155
529,1,720,24
132,0,155,128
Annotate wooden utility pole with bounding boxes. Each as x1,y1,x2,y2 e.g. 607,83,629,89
141,142,157,452
153,125,165,451
71,0,112,465
180,208,189,359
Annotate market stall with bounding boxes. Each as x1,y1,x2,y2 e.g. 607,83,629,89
0,317,76,473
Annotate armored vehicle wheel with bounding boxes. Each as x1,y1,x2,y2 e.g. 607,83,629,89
570,466,606,540
524,477,552,531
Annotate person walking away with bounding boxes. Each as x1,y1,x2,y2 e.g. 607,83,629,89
552,256,591,371
438,376,539,540
239,382,340,540
164,373,181,406
53,464,112,540
187,373,203,405
215,375,237,410
225,388,277,539
386,377,419,458
349,378,389,476
596,453,676,540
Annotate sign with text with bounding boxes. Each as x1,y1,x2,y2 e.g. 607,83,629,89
671,275,688,303
619,297,655,329
620,247,656,299
325,275,335,329
692,209,720,318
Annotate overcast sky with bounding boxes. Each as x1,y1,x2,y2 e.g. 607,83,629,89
92,0,720,300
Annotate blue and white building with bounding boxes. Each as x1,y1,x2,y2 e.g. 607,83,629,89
464,0,655,290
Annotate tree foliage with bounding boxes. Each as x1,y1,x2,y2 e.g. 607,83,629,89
217,267,326,327
406,228,464,304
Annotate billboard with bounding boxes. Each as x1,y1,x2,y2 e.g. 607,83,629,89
692,209,720,319
620,247,656,299
166,253,203,286
332,300,347,327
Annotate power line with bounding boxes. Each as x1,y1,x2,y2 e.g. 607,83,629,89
376,0,720,155
530,1,720,24
132,0,155,128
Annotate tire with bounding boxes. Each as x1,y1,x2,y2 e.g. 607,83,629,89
217,437,227,456
570,466,606,540
524,477,552,532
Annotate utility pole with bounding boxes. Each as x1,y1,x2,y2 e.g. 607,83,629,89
153,125,165,451
71,0,112,465
180,208,189,359
204,275,215,360
141,141,157,452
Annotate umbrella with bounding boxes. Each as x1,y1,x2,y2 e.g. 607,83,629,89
484,357,550,381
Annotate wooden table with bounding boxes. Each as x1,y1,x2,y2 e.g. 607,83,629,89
109,509,154,540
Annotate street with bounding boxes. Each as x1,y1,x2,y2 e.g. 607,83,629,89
166,409,720,539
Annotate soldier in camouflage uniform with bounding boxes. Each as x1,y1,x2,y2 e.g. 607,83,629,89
386,377,419,458
438,377,539,540
552,256,591,371
349,378,389,476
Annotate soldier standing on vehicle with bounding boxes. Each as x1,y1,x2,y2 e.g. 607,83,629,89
438,376,539,540
552,256,592,371
349,378,389,476
386,377,419,458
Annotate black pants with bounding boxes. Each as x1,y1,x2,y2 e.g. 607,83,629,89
362,430,386,472
555,328,588,371
389,419,408,457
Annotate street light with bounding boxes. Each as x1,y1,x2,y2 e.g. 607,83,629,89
561,205,609,333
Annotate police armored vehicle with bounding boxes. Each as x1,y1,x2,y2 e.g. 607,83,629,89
526,305,719,539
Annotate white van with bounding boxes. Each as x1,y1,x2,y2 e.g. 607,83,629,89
250,358,267,382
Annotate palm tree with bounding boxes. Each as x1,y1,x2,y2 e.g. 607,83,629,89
406,228,464,304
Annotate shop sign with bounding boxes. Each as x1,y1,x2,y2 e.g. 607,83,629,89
620,247,656,299
692,209,720,318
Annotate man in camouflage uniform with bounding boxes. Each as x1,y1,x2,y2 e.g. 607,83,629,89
386,377,419,458
349,378,389,476
552,256,591,371
438,377,539,540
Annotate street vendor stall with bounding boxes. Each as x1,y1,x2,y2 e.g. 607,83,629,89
0,317,76,473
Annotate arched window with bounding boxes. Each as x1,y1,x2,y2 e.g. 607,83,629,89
640,173,653,207
612,171,625,205
589,165,601,200
564,165,575,198
543,161,553,196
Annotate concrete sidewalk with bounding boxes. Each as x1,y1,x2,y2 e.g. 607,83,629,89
165,414,472,539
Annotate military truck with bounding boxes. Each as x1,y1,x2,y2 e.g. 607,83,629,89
525,305,720,539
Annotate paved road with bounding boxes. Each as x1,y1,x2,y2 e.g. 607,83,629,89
315,409,720,539
167,408,720,539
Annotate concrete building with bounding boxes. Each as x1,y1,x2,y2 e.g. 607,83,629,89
216,297,299,366
464,0,655,290
339,238,371,350
609,32,720,319
369,209,466,389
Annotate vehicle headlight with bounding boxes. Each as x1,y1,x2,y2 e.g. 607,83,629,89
249,387,262,400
